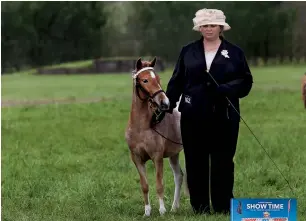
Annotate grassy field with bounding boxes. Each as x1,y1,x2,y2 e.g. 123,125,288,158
2,65,306,221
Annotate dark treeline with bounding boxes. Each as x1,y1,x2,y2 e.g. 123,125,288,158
1,1,305,73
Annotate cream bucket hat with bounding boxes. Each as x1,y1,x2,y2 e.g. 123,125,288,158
192,8,231,31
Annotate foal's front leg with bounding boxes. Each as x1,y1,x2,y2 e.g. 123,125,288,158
154,158,166,215
131,153,151,216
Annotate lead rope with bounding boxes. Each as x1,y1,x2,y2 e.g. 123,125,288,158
152,127,183,145
205,70,295,196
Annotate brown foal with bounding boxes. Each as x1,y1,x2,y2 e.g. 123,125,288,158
125,57,186,216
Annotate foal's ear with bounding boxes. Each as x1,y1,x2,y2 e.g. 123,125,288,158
150,57,157,67
136,58,142,70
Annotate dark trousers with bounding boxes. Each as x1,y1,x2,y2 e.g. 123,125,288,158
180,112,239,214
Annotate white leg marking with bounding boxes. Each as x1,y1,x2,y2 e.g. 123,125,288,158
159,198,166,215
144,204,151,216
169,156,183,212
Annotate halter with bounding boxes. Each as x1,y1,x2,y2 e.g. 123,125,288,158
133,67,165,101
132,67,165,118
133,67,155,79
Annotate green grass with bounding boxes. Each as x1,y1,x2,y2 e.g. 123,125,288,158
1,73,133,101
2,65,306,220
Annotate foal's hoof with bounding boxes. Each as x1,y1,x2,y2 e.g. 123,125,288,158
159,207,166,215
170,207,178,213
170,202,180,213
143,205,151,217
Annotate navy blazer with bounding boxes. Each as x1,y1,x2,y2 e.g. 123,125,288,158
166,36,253,122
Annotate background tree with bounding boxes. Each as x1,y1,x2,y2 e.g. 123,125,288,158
1,1,303,73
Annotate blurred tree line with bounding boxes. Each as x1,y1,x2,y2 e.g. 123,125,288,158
1,1,305,73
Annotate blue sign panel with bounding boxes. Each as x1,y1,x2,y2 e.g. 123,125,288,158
231,198,297,221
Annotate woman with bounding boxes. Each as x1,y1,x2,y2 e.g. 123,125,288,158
165,8,253,215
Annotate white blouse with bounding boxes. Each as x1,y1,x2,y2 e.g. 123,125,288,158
205,50,217,71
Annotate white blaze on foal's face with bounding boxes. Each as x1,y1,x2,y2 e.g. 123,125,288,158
149,70,156,79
